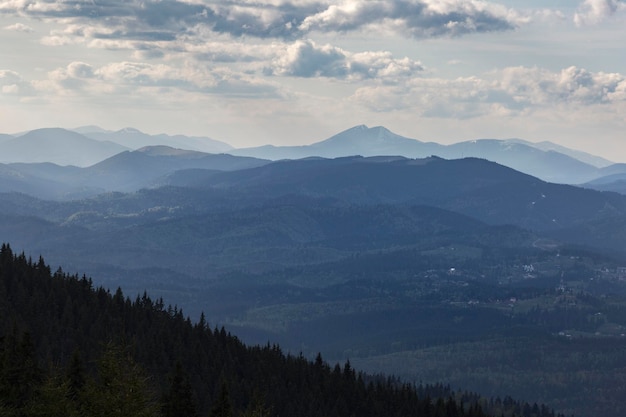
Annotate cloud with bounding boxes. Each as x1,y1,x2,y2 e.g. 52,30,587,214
574,0,626,25
268,39,424,80
300,0,525,38
350,51,425,80
0,0,523,44
0,69,34,96
269,40,348,77
351,66,626,116
498,66,626,106
4,22,33,32
27,60,281,100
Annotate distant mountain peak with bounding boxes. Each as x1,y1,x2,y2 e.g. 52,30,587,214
117,127,143,134
23,127,76,136
72,125,109,134
313,125,415,148
349,124,368,131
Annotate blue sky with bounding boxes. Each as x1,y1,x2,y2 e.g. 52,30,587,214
1,0,625,160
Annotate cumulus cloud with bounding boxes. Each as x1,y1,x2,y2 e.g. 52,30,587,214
574,0,626,25
269,40,349,77
268,39,424,80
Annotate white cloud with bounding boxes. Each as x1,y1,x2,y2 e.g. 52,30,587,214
269,40,348,77
498,66,626,106
268,39,424,80
30,60,281,100
300,0,525,38
574,0,626,25
350,51,424,80
4,22,33,32
351,66,626,116
0,0,524,43
0,69,34,96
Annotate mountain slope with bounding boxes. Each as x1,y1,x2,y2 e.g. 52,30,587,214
177,156,626,232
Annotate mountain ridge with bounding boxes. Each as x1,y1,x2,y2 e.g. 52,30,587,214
232,125,617,184
0,128,129,167
0,146,269,199
1,124,624,186
76,126,233,154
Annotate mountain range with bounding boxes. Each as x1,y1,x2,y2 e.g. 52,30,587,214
0,126,232,167
1,125,624,190
230,125,618,184
2,127,626,416
0,146,269,200
0,125,626,199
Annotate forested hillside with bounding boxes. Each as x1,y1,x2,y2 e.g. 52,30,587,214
0,244,564,417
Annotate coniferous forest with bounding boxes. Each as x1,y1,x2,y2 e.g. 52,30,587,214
0,243,566,417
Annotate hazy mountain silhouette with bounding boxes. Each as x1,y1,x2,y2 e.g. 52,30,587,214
76,126,233,154
441,139,601,183
0,146,269,199
232,125,613,184
3,124,621,185
230,125,443,160
0,128,128,167
80,146,269,192
509,138,613,168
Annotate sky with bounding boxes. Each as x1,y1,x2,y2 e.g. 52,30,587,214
1,0,626,160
